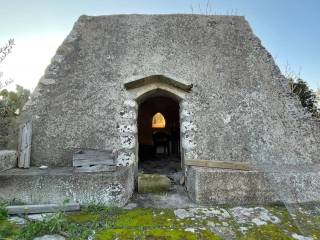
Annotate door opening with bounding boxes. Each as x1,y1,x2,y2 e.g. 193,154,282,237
138,95,181,175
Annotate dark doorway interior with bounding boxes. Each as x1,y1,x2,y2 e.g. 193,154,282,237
138,95,181,175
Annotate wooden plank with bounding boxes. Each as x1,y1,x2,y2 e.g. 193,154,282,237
73,158,114,167
74,164,116,173
73,153,114,159
74,149,113,155
18,121,32,169
185,160,251,171
6,203,80,215
73,154,114,160
73,149,115,167
72,149,116,172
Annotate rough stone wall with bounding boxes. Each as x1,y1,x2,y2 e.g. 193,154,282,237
23,14,320,167
0,150,17,172
0,166,134,205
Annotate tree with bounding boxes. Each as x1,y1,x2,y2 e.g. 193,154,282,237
0,39,14,64
316,89,320,110
0,85,30,118
288,78,319,118
0,39,14,90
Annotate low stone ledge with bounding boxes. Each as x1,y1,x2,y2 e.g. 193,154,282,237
186,166,279,205
0,165,134,206
186,166,320,205
0,150,17,172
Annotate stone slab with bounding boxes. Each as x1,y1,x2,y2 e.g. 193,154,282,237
7,203,80,215
186,166,320,205
186,166,279,205
138,174,171,193
0,165,134,206
0,150,17,172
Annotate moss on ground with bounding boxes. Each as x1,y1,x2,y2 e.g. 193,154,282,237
95,229,142,240
0,220,20,239
0,205,318,239
138,174,171,193
66,212,100,224
239,224,294,240
267,205,320,239
145,228,221,240
96,228,222,240
114,208,200,228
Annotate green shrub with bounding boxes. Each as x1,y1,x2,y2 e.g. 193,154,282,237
18,210,95,240
0,202,8,220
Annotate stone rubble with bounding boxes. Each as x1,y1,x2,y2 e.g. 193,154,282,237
33,235,65,240
230,206,280,225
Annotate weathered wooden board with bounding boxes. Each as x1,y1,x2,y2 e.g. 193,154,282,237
73,158,114,167
6,203,80,215
74,149,113,156
18,121,32,169
73,149,116,172
74,164,117,173
185,159,251,171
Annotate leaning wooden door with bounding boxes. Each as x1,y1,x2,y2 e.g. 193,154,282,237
18,121,32,168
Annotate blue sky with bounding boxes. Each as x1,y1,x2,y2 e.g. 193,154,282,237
0,0,319,91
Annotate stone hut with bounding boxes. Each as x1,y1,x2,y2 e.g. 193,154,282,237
1,14,319,206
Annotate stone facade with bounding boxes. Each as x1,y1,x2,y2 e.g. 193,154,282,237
0,150,17,172
316,91,320,110
15,14,320,205
23,14,320,168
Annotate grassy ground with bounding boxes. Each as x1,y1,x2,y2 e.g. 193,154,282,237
0,203,319,240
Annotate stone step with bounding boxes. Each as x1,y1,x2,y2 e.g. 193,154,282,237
6,203,80,215
138,174,171,193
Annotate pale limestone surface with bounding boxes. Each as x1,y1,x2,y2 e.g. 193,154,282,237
22,14,319,168
0,166,134,205
17,14,320,205
0,150,17,172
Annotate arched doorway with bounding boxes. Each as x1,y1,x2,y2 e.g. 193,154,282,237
138,93,181,175
123,74,192,189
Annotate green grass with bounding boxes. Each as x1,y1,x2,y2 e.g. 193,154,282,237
0,202,8,220
0,220,19,239
0,203,317,240
239,224,294,240
96,228,222,240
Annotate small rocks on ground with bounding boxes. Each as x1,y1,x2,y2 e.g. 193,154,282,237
123,203,137,210
28,213,54,221
230,207,280,226
8,216,26,225
33,234,65,240
292,233,313,240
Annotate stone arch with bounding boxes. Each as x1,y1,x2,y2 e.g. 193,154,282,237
124,74,192,103
124,74,193,92
117,75,196,176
